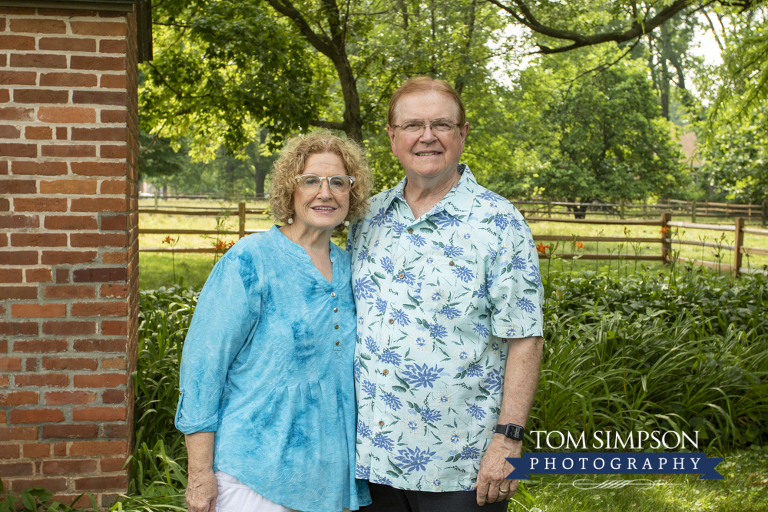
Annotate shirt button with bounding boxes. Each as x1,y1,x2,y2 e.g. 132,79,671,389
336,341,340,346
398,273,405,279
335,325,339,329
388,318,394,324
331,292,336,297
383,369,389,376
449,261,455,266
408,228,414,234
379,421,385,427
333,307,338,313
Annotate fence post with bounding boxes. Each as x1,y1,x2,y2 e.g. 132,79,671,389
763,198,767,228
661,212,672,264
619,199,625,219
734,217,744,278
692,200,697,223
239,201,246,239
547,198,551,218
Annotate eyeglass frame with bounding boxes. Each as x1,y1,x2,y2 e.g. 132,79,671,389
293,174,356,195
391,118,461,134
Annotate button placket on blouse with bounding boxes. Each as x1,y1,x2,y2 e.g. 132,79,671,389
330,290,342,348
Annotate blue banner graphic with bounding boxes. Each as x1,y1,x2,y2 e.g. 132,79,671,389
506,452,723,480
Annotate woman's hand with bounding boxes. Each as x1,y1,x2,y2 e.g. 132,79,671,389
185,432,217,512
186,469,218,512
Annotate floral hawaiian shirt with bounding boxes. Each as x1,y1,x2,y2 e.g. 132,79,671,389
347,164,545,492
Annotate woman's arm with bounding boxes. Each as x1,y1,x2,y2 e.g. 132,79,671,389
185,432,218,512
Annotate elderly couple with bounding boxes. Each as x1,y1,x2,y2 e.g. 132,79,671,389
175,77,545,512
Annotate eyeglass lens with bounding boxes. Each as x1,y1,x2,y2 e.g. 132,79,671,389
298,175,351,193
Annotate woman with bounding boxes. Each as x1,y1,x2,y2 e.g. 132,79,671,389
175,132,373,512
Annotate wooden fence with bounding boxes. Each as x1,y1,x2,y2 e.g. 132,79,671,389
138,202,768,277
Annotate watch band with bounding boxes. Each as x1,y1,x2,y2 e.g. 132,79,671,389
495,423,525,441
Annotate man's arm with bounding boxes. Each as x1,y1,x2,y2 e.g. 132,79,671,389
475,335,544,506
185,432,218,512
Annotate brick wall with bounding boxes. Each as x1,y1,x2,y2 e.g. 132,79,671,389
0,5,139,507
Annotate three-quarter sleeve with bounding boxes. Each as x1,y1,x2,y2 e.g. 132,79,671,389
488,215,544,339
175,255,259,433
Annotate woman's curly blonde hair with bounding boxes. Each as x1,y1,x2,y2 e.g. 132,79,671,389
270,131,372,226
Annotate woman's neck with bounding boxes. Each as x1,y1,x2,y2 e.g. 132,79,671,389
279,224,333,255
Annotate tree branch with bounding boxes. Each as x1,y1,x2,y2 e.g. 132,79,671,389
265,0,336,59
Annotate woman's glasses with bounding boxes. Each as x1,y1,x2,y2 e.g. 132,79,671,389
295,174,355,194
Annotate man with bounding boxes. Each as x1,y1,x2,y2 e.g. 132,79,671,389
347,76,545,511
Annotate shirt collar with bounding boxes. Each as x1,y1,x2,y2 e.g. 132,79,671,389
381,164,477,221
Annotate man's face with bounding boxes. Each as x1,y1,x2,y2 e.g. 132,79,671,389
387,91,469,184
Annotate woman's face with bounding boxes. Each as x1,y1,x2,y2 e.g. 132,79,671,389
291,152,350,234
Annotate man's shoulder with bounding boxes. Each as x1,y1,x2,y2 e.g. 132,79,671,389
470,183,524,219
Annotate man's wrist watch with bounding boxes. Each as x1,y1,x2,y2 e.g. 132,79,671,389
495,423,525,441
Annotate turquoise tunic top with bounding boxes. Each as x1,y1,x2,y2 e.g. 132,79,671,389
175,226,371,512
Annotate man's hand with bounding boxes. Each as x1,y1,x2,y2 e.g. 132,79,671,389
474,434,521,506
186,469,218,512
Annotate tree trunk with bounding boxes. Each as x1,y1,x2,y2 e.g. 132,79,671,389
660,23,671,120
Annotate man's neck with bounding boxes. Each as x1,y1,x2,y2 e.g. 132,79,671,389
403,168,461,220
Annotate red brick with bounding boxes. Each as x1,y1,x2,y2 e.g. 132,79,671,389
0,106,34,120
43,321,96,335
73,338,126,353
12,304,65,318
0,125,20,138
71,161,125,176
11,233,68,247
71,198,128,213
72,268,127,284
39,179,97,195
0,7,34,14
102,320,127,336
0,269,23,283
25,268,53,283
70,233,127,247
0,426,37,441
75,474,128,491
55,269,68,283
71,56,125,72
0,462,34,477
55,126,67,139
0,357,22,371
10,19,67,34
43,460,98,475
73,406,125,422
41,144,96,158
0,143,36,157
0,35,35,50
0,322,37,336
13,198,66,212
102,389,125,404
0,179,35,193
100,74,126,89
0,375,8,388
13,339,67,353
0,251,38,265
43,357,98,371
100,110,127,123
10,54,67,69
73,373,125,389
42,424,98,439
72,302,127,317
14,374,68,387
40,72,98,88
38,106,96,123
0,445,20,459
0,160,6,174
44,390,97,405
0,287,37,300
10,161,67,175
38,8,98,17
71,127,126,142
22,443,52,458
72,90,126,106
71,21,127,37
0,89,8,103
69,440,126,456
100,144,127,159
25,126,53,140
102,424,127,438
100,181,128,195
99,457,126,472
100,215,126,230
25,358,36,371
13,89,69,103
45,215,98,230
9,477,66,492
99,39,127,54
41,251,97,265
0,391,38,406
0,198,8,212
10,408,64,424
39,37,97,52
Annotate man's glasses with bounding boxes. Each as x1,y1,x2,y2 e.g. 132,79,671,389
392,119,459,134
294,174,355,194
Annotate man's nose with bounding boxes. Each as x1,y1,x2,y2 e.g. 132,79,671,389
419,124,437,142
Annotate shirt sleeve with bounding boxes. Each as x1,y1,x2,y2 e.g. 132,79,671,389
175,254,260,434
487,212,544,339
